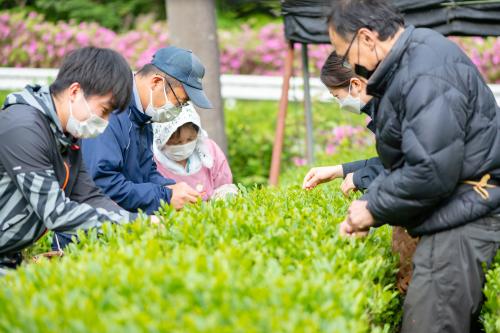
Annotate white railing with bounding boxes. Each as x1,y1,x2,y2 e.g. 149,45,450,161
0,67,499,105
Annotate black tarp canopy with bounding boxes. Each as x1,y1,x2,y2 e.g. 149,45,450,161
395,0,500,36
270,0,500,184
282,0,500,42
282,0,331,44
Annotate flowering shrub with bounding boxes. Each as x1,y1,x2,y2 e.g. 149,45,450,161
451,37,500,84
291,125,372,167
218,23,333,76
0,11,167,69
1,11,497,81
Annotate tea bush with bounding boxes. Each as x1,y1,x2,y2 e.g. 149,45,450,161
483,253,500,333
0,185,401,333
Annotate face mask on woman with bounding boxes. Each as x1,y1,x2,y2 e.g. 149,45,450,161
145,78,182,123
337,81,366,115
162,140,197,162
66,92,108,138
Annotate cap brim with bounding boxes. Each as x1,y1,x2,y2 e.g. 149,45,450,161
183,84,213,109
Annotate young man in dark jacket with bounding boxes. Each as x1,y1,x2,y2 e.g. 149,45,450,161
81,46,211,215
0,47,148,275
328,1,500,332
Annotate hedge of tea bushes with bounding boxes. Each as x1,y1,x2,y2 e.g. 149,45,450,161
0,185,401,333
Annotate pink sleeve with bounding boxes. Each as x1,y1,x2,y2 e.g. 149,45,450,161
207,139,233,188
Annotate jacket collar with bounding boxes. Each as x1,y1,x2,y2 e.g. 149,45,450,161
361,98,378,133
129,79,152,126
361,98,376,117
3,84,72,148
367,25,415,98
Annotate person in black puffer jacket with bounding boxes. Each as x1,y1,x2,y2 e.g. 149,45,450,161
328,1,500,332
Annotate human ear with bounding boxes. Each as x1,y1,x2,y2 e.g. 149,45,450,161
150,75,164,90
67,82,82,102
358,28,377,50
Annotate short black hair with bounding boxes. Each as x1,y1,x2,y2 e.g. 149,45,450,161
320,51,354,89
327,0,404,41
50,47,132,112
136,63,182,88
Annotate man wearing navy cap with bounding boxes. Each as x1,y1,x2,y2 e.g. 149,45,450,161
81,46,213,215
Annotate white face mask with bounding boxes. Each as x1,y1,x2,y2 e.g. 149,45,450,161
162,140,197,162
337,82,366,115
66,93,108,139
145,78,182,123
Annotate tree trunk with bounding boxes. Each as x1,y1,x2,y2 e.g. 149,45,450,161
166,0,228,155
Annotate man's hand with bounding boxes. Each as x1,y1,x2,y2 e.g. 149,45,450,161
303,165,343,190
341,173,357,197
167,182,201,210
339,220,369,237
346,200,375,231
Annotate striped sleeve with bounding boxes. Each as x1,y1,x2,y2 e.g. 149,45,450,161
0,123,133,233
16,170,131,232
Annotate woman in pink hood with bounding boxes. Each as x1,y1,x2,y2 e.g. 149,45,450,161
153,103,237,201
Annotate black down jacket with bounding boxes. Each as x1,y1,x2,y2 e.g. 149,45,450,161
363,25,500,236
342,99,384,191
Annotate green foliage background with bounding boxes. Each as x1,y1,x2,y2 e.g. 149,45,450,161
0,0,280,31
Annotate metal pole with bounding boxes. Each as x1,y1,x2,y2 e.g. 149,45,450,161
269,41,295,186
301,43,314,165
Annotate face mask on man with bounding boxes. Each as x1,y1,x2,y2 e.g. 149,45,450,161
66,92,108,138
337,81,365,115
145,78,182,123
354,37,381,80
162,140,197,162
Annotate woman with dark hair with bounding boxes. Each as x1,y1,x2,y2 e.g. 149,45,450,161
302,51,383,195
303,51,418,295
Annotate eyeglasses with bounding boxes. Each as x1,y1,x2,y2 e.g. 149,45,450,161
158,75,189,108
340,30,359,69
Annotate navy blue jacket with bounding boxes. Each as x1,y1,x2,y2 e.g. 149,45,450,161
81,94,174,214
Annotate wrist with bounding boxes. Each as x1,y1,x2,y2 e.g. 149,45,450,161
334,165,343,179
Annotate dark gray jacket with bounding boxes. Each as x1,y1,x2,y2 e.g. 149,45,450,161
0,85,135,256
363,26,500,236
343,157,383,190
342,99,384,190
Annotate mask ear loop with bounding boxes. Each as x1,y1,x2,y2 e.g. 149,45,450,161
166,79,182,107
162,77,170,105
149,77,163,109
149,83,154,108
374,45,380,63
81,94,95,119
68,99,73,118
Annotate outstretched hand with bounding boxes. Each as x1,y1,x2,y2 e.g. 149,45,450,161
302,165,343,190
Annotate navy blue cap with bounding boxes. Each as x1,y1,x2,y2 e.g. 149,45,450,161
151,46,213,109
